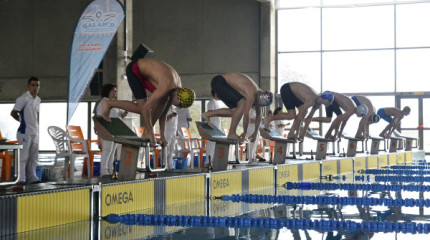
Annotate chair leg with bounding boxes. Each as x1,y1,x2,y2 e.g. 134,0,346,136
64,156,70,180
199,150,204,168
4,156,11,181
1,155,12,182
82,156,94,178
81,158,87,177
88,155,94,178
70,156,76,179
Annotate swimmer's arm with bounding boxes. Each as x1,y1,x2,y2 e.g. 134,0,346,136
252,106,262,139
142,89,167,140
158,102,172,146
300,104,320,140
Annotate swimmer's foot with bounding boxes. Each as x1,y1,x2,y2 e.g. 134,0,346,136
227,133,242,143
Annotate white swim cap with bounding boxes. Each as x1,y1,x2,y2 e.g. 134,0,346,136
357,105,368,116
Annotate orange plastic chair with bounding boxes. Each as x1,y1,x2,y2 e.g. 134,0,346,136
268,139,276,161
66,125,102,178
197,139,207,167
0,130,14,181
238,141,247,161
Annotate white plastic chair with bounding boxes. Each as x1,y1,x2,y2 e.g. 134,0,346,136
47,126,89,179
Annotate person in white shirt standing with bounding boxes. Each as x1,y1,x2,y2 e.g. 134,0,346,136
10,76,41,184
176,107,192,134
206,90,222,165
165,106,178,170
95,84,127,177
246,106,261,163
176,107,193,153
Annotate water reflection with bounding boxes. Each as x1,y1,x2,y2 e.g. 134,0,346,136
9,185,430,239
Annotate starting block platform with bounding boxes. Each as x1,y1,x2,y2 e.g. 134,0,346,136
93,117,166,180
196,121,238,171
341,133,365,157
259,126,295,164
388,136,405,153
304,128,336,160
393,130,418,151
369,135,385,154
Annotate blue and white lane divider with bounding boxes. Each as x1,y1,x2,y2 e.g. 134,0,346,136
285,182,430,192
215,194,429,208
360,169,430,175
105,213,430,234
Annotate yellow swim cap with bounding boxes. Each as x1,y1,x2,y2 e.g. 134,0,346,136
177,88,195,108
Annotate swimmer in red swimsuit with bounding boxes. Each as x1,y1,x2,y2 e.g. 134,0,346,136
101,58,195,147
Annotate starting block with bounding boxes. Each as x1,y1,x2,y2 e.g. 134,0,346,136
93,117,166,180
304,128,336,160
388,136,405,153
342,133,365,157
369,136,385,155
196,121,238,171
259,126,295,164
393,130,418,151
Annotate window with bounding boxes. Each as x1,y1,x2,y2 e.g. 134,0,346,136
278,52,321,92
278,8,320,52
397,49,430,92
0,104,19,141
396,3,430,48
188,101,202,138
39,102,89,151
322,6,394,50
322,50,395,93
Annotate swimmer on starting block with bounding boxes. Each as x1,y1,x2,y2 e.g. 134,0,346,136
351,95,380,140
201,73,273,143
377,106,411,138
101,58,195,147
312,92,368,140
263,82,333,142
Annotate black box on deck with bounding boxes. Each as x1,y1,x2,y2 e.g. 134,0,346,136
131,43,154,62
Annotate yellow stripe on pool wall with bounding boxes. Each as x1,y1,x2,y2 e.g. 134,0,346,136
302,162,320,180
397,152,405,164
340,158,353,174
406,151,413,164
378,154,388,168
211,171,242,197
17,189,90,233
249,167,274,190
102,181,154,217
354,157,366,172
367,156,378,169
166,175,205,205
388,153,397,166
277,165,299,185
321,160,337,176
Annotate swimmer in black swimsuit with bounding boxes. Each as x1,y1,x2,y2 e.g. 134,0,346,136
263,82,334,142
202,73,273,143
